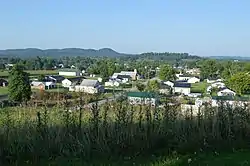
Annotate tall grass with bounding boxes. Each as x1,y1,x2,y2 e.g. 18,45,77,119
1,99,250,165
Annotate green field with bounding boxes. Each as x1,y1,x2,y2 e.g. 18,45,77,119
0,87,8,95
0,70,58,78
191,81,209,93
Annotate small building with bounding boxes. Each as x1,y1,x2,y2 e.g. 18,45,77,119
59,69,81,76
45,75,65,83
217,88,236,96
31,81,56,90
127,92,158,106
187,77,200,84
0,78,8,87
105,80,120,87
187,93,202,98
70,79,104,94
177,75,192,81
206,78,222,84
117,75,131,83
185,68,200,75
211,82,225,88
62,77,84,88
112,69,138,80
173,82,191,95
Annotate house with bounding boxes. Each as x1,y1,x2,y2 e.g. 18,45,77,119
45,75,65,83
187,93,202,98
117,75,131,83
211,96,250,107
62,77,84,88
5,64,14,70
177,75,192,81
206,78,222,84
31,81,56,90
112,69,138,80
70,79,104,94
163,81,174,88
70,65,76,69
187,77,200,84
105,80,120,87
59,69,81,76
58,64,64,68
0,78,8,87
211,82,225,88
185,68,200,75
127,92,158,106
217,88,236,96
173,82,191,95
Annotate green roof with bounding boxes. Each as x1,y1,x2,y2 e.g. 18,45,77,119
212,96,250,101
127,92,156,98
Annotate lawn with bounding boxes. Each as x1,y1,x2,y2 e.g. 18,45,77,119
0,87,8,95
0,70,58,78
191,81,209,93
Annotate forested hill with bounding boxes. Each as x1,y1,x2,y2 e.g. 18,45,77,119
122,52,201,61
0,48,129,58
0,48,200,60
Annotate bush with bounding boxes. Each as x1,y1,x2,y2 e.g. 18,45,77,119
1,101,250,164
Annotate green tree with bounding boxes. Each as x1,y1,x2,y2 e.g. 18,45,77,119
200,60,218,79
226,72,250,95
146,80,160,92
8,65,32,104
136,83,146,92
159,64,176,81
38,74,45,81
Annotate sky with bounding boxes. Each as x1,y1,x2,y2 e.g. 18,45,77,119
0,0,250,56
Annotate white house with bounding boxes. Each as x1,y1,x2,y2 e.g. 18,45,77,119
211,82,225,88
217,88,236,96
206,78,222,84
163,81,174,88
105,80,120,87
70,79,104,94
62,77,83,88
31,81,56,90
187,93,202,98
173,82,191,95
127,92,158,106
187,77,200,84
59,69,81,76
185,68,201,75
112,69,138,80
177,75,192,81
116,75,131,83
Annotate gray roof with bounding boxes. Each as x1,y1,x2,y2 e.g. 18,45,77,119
80,79,99,87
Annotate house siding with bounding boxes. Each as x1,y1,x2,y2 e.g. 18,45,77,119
174,87,190,95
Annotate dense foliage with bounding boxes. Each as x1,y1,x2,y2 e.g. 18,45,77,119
159,64,177,81
1,101,250,165
226,72,250,95
8,65,32,103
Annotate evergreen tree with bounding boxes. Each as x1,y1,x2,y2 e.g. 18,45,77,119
8,65,32,104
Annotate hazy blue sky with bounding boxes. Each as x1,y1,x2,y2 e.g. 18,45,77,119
0,0,249,56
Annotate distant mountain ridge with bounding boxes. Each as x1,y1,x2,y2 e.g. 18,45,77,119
0,48,130,58
0,48,200,61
